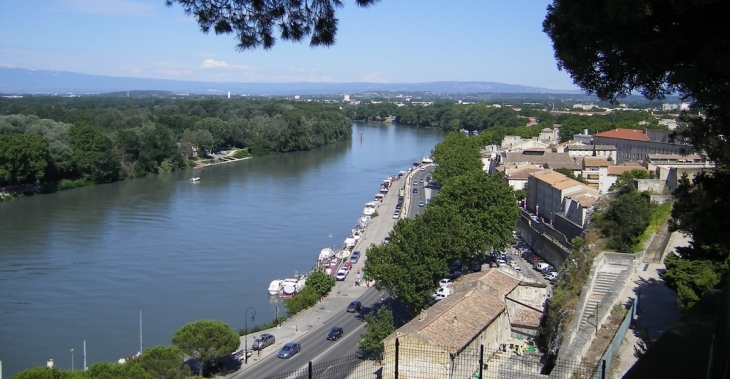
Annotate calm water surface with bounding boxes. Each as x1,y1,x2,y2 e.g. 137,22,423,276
0,123,444,376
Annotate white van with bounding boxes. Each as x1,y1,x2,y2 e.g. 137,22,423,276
534,262,550,271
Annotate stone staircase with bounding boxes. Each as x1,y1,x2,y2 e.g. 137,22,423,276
581,269,623,327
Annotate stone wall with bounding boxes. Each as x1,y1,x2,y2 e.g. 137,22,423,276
516,216,571,269
635,179,669,194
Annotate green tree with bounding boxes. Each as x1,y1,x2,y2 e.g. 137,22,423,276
138,346,189,379
12,367,75,379
431,131,483,184
86,361,152,379
662,254,721,311
68,122,121,183
166,0,379,50
359,306,395,358
0,133,49,184
431,170,519,256
610,169,651,191
171,320,239,378
594,189,655,253
306,267,335,298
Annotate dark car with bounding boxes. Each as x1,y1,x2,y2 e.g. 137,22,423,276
347,300,362,313
251,333,275,350
350,250,361,264
413,188,418,193
277,342,301,359
327,327,344,341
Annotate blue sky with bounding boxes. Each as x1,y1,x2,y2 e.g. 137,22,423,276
0,0,577,89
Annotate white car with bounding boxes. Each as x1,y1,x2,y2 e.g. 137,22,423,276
546,272,558,281
439,278,454,288
335,268,349,281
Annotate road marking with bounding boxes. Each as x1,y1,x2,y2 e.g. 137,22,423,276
292,321,368,373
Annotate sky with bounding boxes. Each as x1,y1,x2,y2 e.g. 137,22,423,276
0,0,578,90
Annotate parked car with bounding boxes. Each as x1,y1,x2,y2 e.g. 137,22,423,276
350,251,361,263
413,188,418,193
327,327,344,341
277,343,301,359
251,333,275,350
383,236,390,243
335,268,349,281
496,259,507,267
418,201,425,207
534,262,550,271
448,270,462,280
343,261,352,270
431,286,452,298
546,272,558,281
439,278,454,287
393,211,400,219
347,300,362,313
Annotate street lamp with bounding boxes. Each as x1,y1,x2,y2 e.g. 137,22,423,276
70,348,74,372
244,307,256,364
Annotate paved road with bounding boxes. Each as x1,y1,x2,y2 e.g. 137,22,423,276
406,165,436,219
226,172,408,379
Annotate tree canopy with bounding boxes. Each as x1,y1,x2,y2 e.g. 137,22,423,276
544,0,730,309
166,0,379,50
171,320,239,378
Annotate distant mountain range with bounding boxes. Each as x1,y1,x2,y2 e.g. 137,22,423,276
0,66,582,96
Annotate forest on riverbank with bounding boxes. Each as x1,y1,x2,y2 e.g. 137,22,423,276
0,97,352,196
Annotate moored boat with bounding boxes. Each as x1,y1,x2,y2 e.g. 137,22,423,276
268,280,283,295
281,274,307,296
363,201,377,216
189,176,201,182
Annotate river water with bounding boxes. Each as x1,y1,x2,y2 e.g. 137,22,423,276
0,123,444,377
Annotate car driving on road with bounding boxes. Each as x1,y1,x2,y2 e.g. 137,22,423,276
327,327,344,341
347,300,362,313
278,343,301,359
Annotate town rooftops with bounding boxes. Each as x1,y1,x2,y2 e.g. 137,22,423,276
388,288,505,354
512,308,542,329
565,190,599,207
607,166,648,176
501,150,580,171
594,128,651,142
565,144,617,151
385,269,521,354
530,170,583,191
583,156,610,168
506,167,544,180
646,154,703,163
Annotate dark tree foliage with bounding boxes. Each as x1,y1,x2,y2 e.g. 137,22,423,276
594,189,655,254
545,0,730,308
166,0,380,50
0,98,351,193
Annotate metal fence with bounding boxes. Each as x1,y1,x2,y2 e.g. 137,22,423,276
590,298,637,379
261,340,599,379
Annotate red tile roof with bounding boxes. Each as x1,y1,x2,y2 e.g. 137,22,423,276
593,129,650,142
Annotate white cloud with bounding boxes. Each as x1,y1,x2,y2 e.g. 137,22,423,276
200,59,258,71
358,72,388,83
48,0,155,16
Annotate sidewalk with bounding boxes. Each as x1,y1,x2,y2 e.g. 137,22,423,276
608,232,689,378
226,170,409,376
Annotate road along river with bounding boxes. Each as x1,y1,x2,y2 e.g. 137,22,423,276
0,122,445,377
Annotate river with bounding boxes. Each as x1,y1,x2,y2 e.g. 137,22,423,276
0,123,445,377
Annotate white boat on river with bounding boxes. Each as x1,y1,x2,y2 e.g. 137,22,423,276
267,280,283,295
363,201,377,216
281,274,307,296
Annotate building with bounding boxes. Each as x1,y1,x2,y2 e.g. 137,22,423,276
565,143,618,163
526,170,600,230
581,156,612,193
593,128,691,163
492,150,581,176
381,269,547,379
504,167,543,190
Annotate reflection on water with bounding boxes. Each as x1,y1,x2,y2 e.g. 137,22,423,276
0,123,444,376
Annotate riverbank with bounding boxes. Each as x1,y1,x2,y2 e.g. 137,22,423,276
227,165,418,377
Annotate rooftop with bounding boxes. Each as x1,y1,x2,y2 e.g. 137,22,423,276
594,128,651,142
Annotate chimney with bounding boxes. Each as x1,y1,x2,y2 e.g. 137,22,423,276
419,310,427,321
453,316,458,325
584,129,589,135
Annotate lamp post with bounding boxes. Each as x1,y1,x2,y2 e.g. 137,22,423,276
70,348,74,372
244,307,256,364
